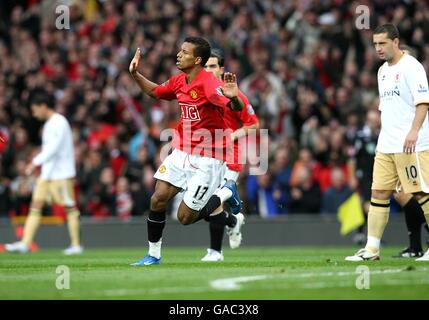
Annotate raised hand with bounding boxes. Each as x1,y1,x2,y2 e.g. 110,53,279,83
129,48,141,74
222,72,238,99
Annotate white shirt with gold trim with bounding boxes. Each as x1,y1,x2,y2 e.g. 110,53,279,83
32,113,76,180
377,54,429,153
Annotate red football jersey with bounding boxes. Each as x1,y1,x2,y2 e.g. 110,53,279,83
224,90,259,172
154,69,233,161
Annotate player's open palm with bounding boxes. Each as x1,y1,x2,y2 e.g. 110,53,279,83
129,48,141,74
222,72,238,99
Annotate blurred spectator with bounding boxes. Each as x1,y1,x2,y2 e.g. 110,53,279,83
348,109,380,213
246,171,282,217
0,170,11,217
289,148,318,188
321,167,353,214
87,167,116,218
115,176,133,221
272,147,292,213
288,166,321,214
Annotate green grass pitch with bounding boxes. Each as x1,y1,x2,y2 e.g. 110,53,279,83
0,247,428,299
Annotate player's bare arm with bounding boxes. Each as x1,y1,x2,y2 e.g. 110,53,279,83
404,103,429,154
222,72,244,111
129,48,158,99
231,122,260,142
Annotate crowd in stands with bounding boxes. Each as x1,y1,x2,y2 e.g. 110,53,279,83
0,0,428,219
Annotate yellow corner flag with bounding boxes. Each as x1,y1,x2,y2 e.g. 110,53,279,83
337,192,365,236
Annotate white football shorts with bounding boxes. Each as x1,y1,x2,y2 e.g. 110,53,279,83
154,148,226,211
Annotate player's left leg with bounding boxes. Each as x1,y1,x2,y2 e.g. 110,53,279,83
50,178,83,255
201,168,243,261
6,178,47,253
132,149,187,266
176,154,226,225
393,150,429,261
346,152,397,261
393,191,425,257
176,155,242,228
414,192,429,261
197,179,242,221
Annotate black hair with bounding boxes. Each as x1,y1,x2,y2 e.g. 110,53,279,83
183,36,211,66
373,23,400,40
30,91,55,109
210,48,225,67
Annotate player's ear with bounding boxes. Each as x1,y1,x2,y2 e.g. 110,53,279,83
220,67,224,74
195,56,202,66
393,38,399,47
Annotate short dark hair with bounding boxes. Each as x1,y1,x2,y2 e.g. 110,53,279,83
31,91,55,109
210,49,225,67
373,23,400,40
184,36,211,66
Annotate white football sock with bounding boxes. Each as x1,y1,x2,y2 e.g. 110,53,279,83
365,236,380,252
216,188,233,203
148,239,162,259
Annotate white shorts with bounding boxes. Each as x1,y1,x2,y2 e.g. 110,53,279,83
154,149,226,211
220,167,240,186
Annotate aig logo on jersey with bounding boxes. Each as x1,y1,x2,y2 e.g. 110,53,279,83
180,103,201,121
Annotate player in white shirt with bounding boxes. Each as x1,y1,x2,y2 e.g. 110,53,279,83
6,92,83,255
390,45,428,258
346,24,429,262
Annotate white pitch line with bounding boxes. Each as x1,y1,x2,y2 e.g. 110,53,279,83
62,267,429,297
102,286,208,297
210,275,270,291
209,267,429,291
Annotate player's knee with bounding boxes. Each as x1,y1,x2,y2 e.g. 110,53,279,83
30,201,43,211
177,212,194,225
371,189,391,200
65,206,80,218
150,193,168,211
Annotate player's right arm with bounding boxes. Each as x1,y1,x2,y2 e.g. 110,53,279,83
26,119,66,175
231,92,259,141
403,59,429,153
129,48,158,99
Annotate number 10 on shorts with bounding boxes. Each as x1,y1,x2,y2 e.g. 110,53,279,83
405,165,418,180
